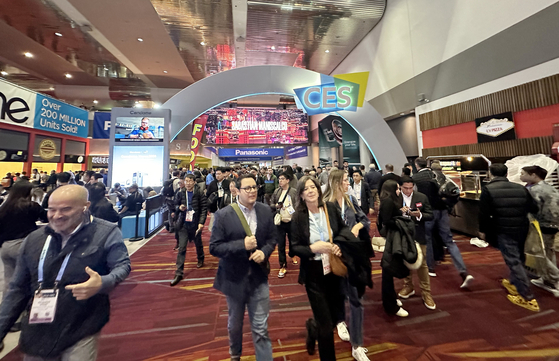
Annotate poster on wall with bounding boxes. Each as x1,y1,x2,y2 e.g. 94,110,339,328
342,122,360,166
475,111,516,143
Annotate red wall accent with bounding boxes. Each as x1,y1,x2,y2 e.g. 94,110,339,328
422,103,559,149
514,103,559,139
422,122,477,149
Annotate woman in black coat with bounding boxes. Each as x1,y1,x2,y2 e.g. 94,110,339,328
89,182,119,223
378,180,408,317
290,176,346,360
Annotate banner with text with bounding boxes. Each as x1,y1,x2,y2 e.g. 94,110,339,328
285,146,308,160
219,148,285,157
0,79,88,138
93,112,111,139
190,115,208,169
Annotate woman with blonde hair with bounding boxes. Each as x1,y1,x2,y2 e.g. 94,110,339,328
322,169,373,360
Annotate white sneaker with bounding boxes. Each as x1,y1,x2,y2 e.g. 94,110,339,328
336,322,350,341
397,299,402,307
460,275,474,289
531,278,559,297
395,307,409,317
352,346,370,361
429,272,437,277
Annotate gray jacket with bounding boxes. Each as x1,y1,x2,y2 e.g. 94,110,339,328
0,215,131,357
528,181,559,230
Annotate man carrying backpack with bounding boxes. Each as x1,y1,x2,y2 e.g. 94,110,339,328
163,170,181,232
414,158,474,288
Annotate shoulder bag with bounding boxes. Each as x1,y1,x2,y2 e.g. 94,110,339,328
323,205,348,277
231,203,271,274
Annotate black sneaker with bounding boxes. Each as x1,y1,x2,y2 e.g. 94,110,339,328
197,260,204,268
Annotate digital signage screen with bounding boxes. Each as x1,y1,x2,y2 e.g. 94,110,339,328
114,116,165,142
204,108,308,145
111,146,165,187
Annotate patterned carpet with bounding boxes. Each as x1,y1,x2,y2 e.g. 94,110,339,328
5,214,559,360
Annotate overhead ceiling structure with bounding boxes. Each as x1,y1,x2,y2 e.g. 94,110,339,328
0,0,386,109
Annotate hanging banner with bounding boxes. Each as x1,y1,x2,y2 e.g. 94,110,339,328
475,111,516,143
93,112,111,139
189,114,208,170
285,146,308,160
342,120,360,165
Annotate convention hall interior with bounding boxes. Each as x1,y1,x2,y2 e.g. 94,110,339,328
2,0,559,360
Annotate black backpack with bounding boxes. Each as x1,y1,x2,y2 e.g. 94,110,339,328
437,174,460,208
162,179,175,197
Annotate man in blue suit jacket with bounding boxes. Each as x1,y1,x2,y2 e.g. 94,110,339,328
210,174,277,361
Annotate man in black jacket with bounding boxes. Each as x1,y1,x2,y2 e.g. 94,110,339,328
171,174,208,286
364,164,381,205
206,167,230,213
397,177,436,310
378,164,400,193
350,170,373,215
479,163,539,312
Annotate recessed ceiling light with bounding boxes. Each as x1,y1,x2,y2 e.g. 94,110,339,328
400,113,405,116
65,73,72,78
135,103,143,108
409,110,414,113
55,32,62,37
325,49,330,53
163,70,168,73
271,46,276,50
137,38,143,42
24,52,33,58
153,103,161,109
1,71,8,76
200,41,205,46
93,100,98,104
49,87,55,91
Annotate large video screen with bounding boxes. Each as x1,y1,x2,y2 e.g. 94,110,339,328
204,108,308,145
114,116,164,142
111,146,164,187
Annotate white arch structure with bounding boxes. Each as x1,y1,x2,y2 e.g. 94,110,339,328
163,65,407,168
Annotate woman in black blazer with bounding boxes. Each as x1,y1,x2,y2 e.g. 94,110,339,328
89,182,119,223
290,176,347,360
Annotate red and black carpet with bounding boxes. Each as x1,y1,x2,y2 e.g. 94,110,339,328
4,215,559,360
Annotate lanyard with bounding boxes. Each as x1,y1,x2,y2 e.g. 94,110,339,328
308,208,327,242
38,236,72,288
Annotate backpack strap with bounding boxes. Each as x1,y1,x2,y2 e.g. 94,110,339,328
231,203,253,237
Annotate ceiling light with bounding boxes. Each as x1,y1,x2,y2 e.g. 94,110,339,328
410,110,414,113
65,73,72,78
93,100,98,104
49,87,55,91
135,103,143,108
325,49,330,53
200,41,205,46
137,38,143,42
24,52,33,58
400,113,405,116
163,70,168,73
153,103,161,109
271,46,276,50
1,71,8,76
55,32,62,37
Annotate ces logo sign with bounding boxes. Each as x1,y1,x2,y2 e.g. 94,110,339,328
293,72,369,116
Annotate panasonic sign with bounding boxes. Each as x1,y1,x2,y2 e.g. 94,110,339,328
218,148,285,157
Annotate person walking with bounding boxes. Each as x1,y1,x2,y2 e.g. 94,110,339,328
171,174,208,286
323,170,373,360
209,174,277,361
263,168,278,206
0,185,131,360
480,163,540,311
290,176,349,360
270,172,298,278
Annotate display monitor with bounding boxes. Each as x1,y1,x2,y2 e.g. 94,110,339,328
114,116,165,142
204,107,308,145
111,146,165,187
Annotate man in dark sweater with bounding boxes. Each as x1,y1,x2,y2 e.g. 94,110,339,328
479,163,539,312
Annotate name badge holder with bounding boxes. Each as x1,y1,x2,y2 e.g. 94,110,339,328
218,185,224,198
184,191,195,222
29,236,72,324
309,209,331,275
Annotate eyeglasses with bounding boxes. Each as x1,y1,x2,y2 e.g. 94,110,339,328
240,185,259,192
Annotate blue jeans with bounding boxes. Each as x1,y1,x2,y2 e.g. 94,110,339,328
425,209,467,274
226,282,273,360
338,278,364,347
498,233,534,300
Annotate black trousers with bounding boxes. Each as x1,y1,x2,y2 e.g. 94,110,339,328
175,223,204,277
382,267,399,315
276,221,292,268
304,261,344,361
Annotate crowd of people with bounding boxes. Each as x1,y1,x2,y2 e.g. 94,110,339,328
0,156,557,360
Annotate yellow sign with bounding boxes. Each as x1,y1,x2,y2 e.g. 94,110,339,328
38,139,56,160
